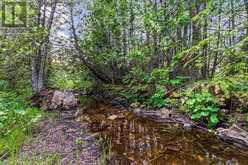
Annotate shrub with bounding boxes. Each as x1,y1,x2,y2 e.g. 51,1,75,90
147,86,166,108
0,91,43,160
184,91,220,128
206,75,248,110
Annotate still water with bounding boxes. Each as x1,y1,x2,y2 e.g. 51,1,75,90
80,103,248,165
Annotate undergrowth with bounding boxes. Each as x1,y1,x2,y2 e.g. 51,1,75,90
108,74,248,129
0,91,44,163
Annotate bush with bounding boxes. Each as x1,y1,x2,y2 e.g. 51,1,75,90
49,69,94,92
122,66,187,108
147,87,166,108
0,91,43,160
0,80,8,91
183,91,220,128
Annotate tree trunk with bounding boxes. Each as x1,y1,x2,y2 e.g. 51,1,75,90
31,0,58,95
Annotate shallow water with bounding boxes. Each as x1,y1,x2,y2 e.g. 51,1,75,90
81,103,248,165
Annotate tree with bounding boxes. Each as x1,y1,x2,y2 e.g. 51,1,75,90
31,0,58,95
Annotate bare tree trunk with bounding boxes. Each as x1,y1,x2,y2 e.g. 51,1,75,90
244,0,248,35
202,1,208,79
211,0,222,77
190,0,200,80
31,0,58,95
129,0,135,47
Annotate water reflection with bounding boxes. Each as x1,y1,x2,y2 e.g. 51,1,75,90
82,103,248,165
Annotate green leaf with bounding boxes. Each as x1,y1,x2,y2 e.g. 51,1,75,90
201,111,209,117
245,113,248,122
191,113,202,120
210,114,219,124
208,107,219,112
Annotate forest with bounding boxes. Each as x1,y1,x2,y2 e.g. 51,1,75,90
0,0,248,164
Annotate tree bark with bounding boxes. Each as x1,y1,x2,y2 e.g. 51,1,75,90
31,0,58,95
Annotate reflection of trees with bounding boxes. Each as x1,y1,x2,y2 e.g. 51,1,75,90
92,106,245,164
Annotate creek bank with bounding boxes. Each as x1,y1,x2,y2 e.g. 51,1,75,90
36,89,248,150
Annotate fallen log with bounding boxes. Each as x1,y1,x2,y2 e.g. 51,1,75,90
217,124,248,149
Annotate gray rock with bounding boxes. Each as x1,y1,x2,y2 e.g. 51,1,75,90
133,108,142,115
160,108,171,119
63,90,78,109
51,90,64,109
183,123,193,131
50,90,78,110
217,124,248,149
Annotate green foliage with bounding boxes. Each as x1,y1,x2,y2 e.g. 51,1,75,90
128,48,148,64
184,91,219,128
147,87,166,108
123,67,150,85
120,84,149,104
246,113,248,122
150,68,169,85
122,66,187,108
50,70,94,91
0,91,43,159
98,135,113,165
48,59,95,92
0,26,47,94
210,75,248,110
178,11,190,26
0,80,8,91
15,152,61,164
77,96,96,108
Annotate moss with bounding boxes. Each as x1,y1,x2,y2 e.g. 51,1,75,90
77,96,96,108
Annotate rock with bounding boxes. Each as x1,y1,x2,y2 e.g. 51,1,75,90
51,90,64,109
217,124,248,149
183,123,193,131
76,115,91,122
40,104,48,111
140,104,146,108
160,108,171,118
133,108,142,115
220,109,229,113
50,90,78,110
213,84,221,95
111,97,126,106
218,97,226,107
63,90,78,109
108,115,118,120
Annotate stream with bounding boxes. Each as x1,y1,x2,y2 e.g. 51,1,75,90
77,99,248,165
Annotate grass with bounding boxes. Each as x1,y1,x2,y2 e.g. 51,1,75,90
0,91,45,163
97,135,113,165
9,152,62,165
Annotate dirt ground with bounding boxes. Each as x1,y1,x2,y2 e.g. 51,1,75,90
19,110,100,165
